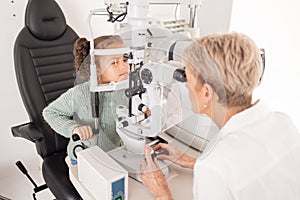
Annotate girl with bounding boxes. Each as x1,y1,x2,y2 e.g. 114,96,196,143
43,35,130,166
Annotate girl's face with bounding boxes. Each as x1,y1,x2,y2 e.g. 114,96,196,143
97,43,130,84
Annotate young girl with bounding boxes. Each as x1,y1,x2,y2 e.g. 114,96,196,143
42,35,130,166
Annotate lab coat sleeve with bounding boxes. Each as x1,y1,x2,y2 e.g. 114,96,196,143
42,84,82,138
193,160,232,200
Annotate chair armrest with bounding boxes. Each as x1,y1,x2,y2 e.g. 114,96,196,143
11,122,44,143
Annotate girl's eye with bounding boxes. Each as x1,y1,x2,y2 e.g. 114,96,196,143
123,54,129,62
111,60,118,66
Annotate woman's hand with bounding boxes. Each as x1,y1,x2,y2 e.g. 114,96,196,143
153,143,196,169
72,125,94,141
140,145,173,200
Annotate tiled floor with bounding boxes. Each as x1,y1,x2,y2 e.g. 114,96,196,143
0,159,55,200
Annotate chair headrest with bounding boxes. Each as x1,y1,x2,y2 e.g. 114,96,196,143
25,0,67,40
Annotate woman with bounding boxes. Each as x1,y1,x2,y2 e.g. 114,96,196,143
43,35,130,166
140,33,300,199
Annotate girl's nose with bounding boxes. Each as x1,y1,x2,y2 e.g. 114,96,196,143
119,60,129,71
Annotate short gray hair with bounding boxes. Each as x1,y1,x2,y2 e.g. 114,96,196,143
183,32,263,107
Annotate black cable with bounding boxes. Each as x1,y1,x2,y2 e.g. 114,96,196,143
112,12,127,23
106,2,128,23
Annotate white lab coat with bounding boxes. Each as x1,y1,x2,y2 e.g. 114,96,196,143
193,101,300,200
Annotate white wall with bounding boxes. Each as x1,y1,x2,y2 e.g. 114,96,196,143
0,0,38,179
197,0,233,36
230,0,300,126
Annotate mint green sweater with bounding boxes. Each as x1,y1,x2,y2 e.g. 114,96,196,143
42,81,127,160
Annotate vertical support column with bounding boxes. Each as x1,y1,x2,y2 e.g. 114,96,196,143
127,0,148,62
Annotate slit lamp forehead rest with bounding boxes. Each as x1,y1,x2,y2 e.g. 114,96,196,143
93,47,130,55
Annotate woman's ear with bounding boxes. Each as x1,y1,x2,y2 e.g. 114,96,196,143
200,83,214,105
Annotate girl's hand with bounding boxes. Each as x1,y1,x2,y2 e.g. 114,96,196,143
72,125,94,141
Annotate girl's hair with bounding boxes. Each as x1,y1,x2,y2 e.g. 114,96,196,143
73,35,124,81
183,32,263,108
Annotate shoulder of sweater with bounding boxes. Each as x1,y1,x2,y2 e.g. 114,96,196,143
51,81,90,104
68,81,90,96
73,81,90,90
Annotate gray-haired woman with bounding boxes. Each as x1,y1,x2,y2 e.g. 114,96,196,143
140,32,300,200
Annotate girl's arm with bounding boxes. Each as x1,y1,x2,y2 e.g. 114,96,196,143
42,84,83,138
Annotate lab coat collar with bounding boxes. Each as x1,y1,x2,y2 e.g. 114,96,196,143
199,100,269,160
220,100,269,137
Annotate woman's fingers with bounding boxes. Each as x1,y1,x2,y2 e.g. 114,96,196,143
156,153,169,161
153,143,168,151
144,145,154,166
140,159,147,172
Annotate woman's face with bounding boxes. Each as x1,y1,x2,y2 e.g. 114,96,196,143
185,65,214,117
185,66,201,113
97,43,130,84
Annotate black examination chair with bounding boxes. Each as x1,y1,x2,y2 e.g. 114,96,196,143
11,0,81,199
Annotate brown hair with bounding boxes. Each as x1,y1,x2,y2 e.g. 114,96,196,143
73,35,124,81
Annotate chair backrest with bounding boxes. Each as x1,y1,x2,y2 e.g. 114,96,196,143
14,0,78,158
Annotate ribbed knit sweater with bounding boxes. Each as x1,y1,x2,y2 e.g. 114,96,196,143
42,81,128,160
